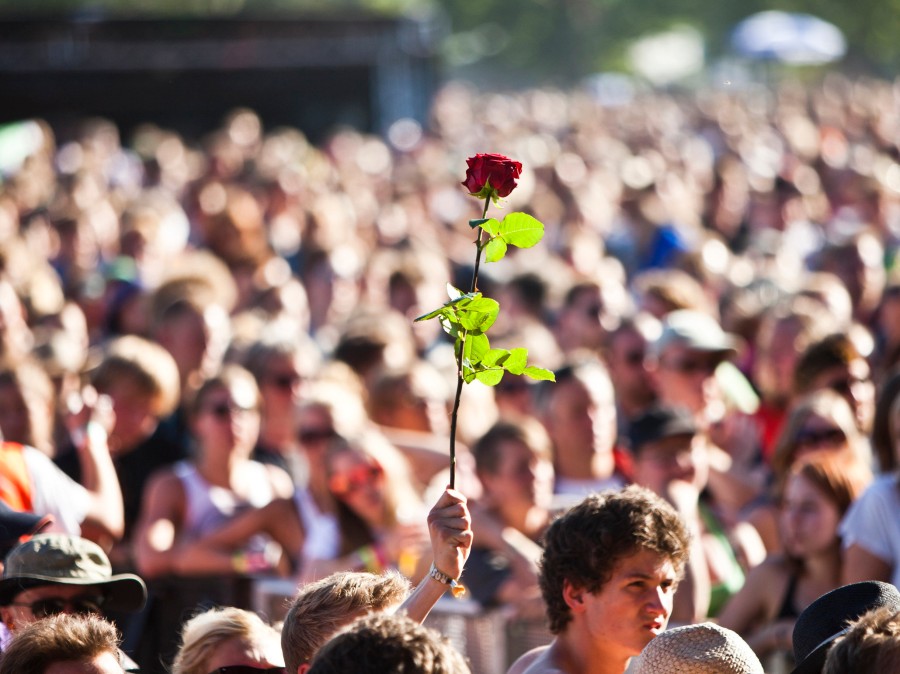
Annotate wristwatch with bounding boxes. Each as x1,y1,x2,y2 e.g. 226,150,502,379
429,562,466,598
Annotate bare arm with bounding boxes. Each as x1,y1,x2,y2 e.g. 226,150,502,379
133,470,185,579
399,488,473,623
842,544,893,584
71,402,125,542
174,498,304,576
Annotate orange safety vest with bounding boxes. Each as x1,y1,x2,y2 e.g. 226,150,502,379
0,442,33,511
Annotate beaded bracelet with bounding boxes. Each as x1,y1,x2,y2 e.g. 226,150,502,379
429,562,466,598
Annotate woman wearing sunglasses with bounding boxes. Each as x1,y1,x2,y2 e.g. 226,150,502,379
744,389,871,554
171,606,285,674
132,365,294,667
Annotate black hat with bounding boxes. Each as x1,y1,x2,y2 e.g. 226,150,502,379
791,581,900,674
0,502,52,558
627,405,696,454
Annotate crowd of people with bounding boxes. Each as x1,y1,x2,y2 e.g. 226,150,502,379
1,70,900,673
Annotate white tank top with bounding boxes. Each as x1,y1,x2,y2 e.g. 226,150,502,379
294,487,341,561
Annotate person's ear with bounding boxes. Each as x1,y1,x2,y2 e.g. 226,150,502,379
298,663,311,674
0,606,17,631
562,579,586,614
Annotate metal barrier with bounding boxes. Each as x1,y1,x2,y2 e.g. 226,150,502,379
250,578,553,674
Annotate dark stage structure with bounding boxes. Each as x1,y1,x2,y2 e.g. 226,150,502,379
0,13,441,141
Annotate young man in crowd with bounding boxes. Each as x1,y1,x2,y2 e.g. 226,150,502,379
506,485,690,674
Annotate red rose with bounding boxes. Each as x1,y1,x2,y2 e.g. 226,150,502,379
461,153,523,198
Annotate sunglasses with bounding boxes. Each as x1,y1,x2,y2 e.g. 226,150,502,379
266,373,301,391
207,668,286,674
795,427,846,448
10,594,105,618
298,427,337,445
661,356,720,376
204,401,257,420
329,463,384,497
623,350,645,367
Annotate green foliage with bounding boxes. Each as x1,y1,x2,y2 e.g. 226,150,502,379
415,205,554,386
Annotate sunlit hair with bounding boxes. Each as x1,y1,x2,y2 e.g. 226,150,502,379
92,335,181,417
172,606,281,674
824,606,900,674
308,612,471,674
187,363,261,419
793,332,861,397
0,613,122,674
472,418,553,476
539,485,690,634
782,452,871,518
771,389,868,484
281,570,411,673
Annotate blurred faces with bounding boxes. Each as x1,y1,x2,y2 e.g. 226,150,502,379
653,344,725,417
101,377,157,453
780,473,841,558
544,373,617,476
632,434,708,499
194,381,260,456
1,584,104,632
809,359,875,433
605,327,655,414
203,635,285,674
327,449,385,518
479,438,555,512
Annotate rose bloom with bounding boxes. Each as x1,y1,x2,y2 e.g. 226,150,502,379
462,153,523,198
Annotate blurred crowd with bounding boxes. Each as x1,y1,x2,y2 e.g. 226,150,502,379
1,70,900,673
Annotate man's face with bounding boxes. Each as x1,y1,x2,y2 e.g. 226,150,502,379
0,584,105,632
568,548,678,661
545,377,616,461
479,438,555,512
632,434,708,500
652,344,725,416
606,329,654,409
809,359,875,432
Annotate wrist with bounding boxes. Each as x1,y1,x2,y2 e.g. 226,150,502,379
429,562,466,598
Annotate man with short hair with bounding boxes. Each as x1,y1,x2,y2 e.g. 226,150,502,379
308,612,471,674
281,487,473,674
823,605,900,673
0,612,125,674
506,485,691,674
0,533,146,666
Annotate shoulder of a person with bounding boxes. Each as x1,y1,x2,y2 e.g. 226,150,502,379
510,645,559,674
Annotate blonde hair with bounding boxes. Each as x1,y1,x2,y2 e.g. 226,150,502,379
172,607,281,674
281,570,411,673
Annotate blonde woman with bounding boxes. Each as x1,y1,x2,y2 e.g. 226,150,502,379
172,606,284,674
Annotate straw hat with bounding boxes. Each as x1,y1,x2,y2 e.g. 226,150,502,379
634,622,764,674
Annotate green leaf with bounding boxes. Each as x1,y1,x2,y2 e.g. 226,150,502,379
463,332,490,366
447,284,464,300
475,369,505,386
504,348,528,375
458,298,499,332
416,289,479,322
523,366,556,381
478,218,501,235
499,212,544,249
484,237,508,263
482,348,510,368
462,364,477,384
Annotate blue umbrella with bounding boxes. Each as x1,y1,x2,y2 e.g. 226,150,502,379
731,11,846,65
